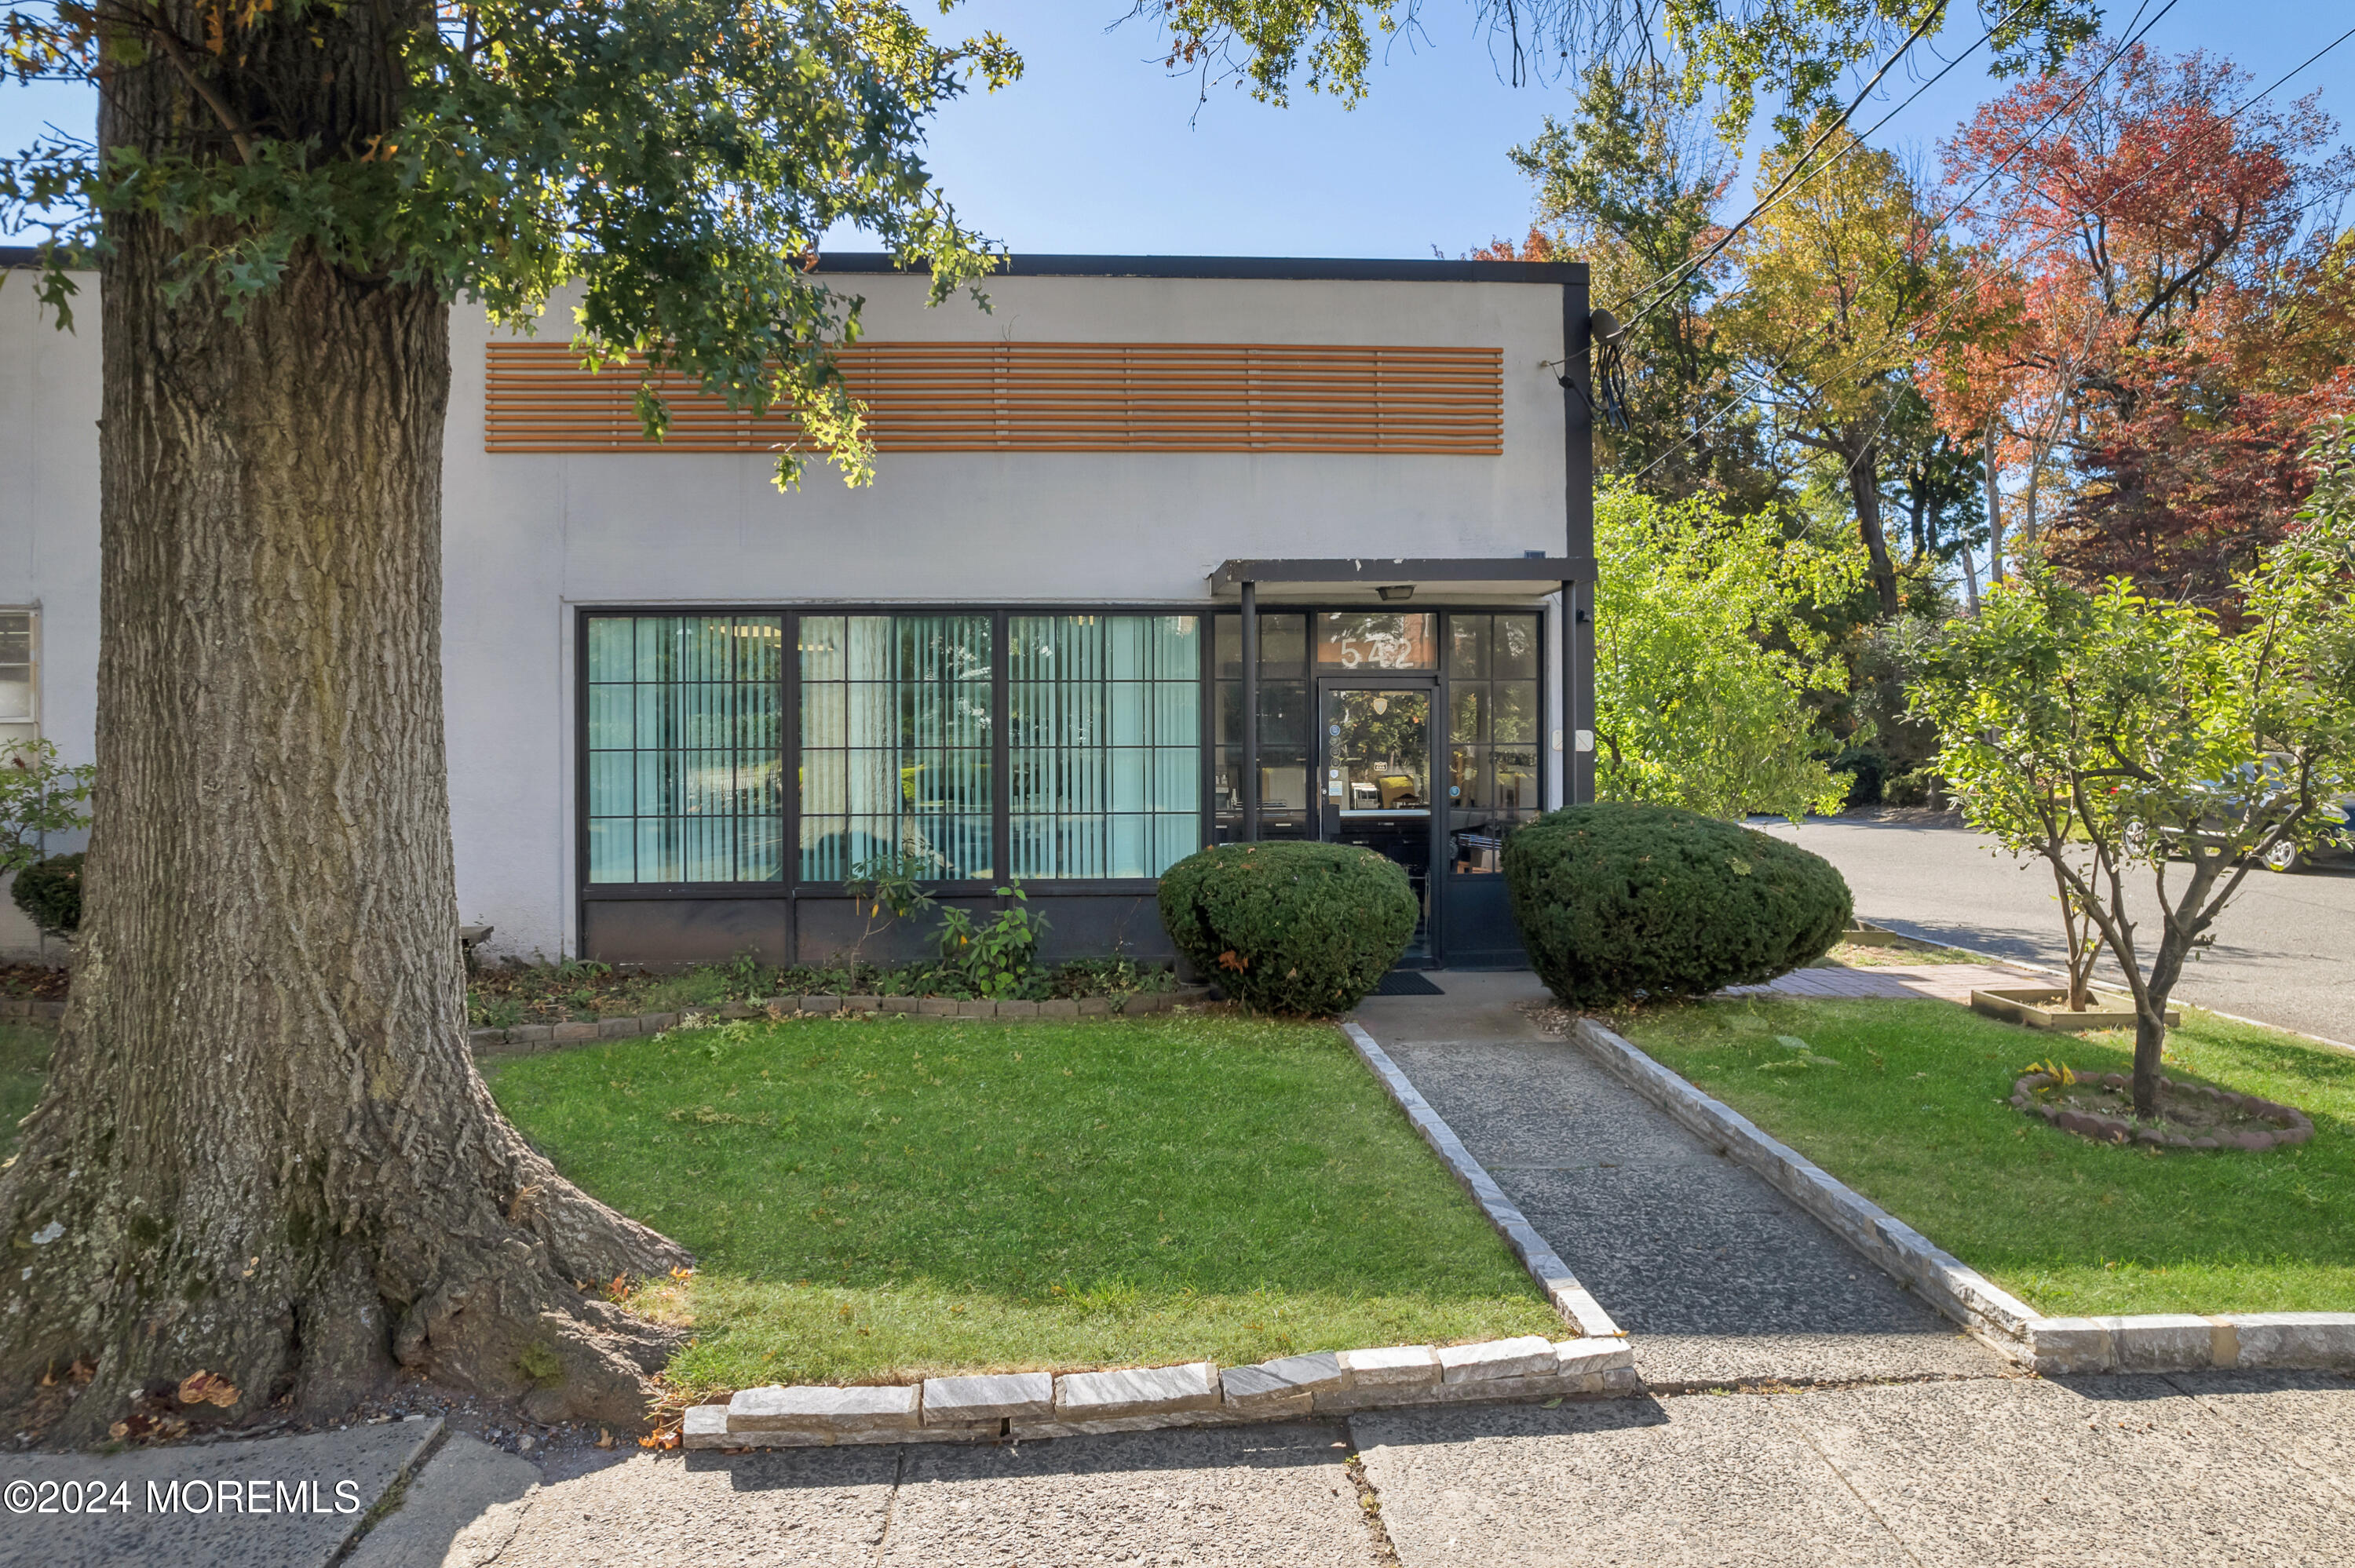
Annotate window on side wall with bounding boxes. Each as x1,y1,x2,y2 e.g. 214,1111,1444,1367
798,614,995,884
0,610,37,753
585,614,785,883
1010,614,1201,879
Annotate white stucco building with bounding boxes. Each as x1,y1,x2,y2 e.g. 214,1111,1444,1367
0,253,1596,968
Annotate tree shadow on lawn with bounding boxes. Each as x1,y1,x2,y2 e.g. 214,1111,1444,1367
483,1013,1565,1387
1623,999,2355,1319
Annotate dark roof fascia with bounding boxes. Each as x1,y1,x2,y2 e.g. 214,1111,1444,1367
0,246,1586,286
815,253,1585,286
1212,557,1598,589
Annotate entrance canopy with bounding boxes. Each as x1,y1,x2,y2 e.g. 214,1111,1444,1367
1210,556,1595,606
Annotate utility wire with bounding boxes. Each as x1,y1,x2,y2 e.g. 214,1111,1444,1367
1625,0,2185,484
1614,0,1957,333
1809,10,2355,565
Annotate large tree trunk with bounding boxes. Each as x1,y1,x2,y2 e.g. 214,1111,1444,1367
1846,437,1901,618
0,16,687,1445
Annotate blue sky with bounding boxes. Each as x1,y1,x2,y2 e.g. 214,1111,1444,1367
2,3,2346,258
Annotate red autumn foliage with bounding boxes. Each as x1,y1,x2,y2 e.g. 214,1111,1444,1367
1923,43,2355,605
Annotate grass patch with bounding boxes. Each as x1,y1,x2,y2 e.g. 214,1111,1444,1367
1620,998,2355,1317
484,1012,1558,1392
0,1026,52,1161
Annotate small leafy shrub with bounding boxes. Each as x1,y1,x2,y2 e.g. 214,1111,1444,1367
1503,804,1849,1008
1831,746,1889,808
0,742,93,879
1050,955,1175,1001
1883,768,1944,809
11,852,82,936
1158,842,1415,1016
935,882,1047,999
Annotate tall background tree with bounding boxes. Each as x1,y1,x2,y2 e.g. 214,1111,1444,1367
1933,42,2355,605
1486,67,1783,510
0,0,1012,1439
1716,123,1968,618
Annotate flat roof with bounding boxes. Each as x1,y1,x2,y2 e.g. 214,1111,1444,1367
0,247,1584,286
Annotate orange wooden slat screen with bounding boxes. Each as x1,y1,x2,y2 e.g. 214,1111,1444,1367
483,341,1503,455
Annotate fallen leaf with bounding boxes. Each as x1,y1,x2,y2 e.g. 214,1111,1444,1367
177,1370,239,1408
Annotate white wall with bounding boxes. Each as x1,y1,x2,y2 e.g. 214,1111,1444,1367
4,266,1574,959
0,280,102,961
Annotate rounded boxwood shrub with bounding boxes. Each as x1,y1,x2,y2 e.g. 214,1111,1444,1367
1159,841,1416,1016
12,851,82,936
1503,804,1849,1008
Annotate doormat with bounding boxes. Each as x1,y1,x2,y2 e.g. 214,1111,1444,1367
1371,971,1444,997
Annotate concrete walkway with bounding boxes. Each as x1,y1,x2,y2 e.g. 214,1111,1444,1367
1731,960,2042,1002
13,1374,2355,1566
1350,1368,2355,1566
1353,971,2001,1389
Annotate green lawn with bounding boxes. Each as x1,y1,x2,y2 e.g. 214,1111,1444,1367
0,1025,51,1161
1620,998,2355,1317
484,1012,1559,1393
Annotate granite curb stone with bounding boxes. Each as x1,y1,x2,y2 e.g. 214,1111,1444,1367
728,1384,921,1435
1054,1362,1221,1420
921,1372,1054,1424
688,1327,1643,1454
1337,1345,1440,1387
1437,1335,1557,1383
1221,1351,1346,1415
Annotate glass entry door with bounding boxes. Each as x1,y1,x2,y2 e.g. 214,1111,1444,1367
1320,686,1435,961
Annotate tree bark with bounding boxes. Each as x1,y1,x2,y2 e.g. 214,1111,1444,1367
0,9,688,1443
1982,414,2005,589
1845,437,1901,618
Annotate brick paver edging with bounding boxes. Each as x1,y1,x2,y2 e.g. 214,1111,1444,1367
1567,1016,2355,1377
468,986,1214,1055
681,1336,1640,1450
1338,1021,1623,1342
0,998,65,1023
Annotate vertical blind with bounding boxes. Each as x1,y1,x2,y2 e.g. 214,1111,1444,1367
798,615,995,882
1009,615,1201,879
586,616,784,882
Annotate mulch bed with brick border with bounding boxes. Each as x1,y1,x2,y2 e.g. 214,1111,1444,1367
2011,1069,2315,1152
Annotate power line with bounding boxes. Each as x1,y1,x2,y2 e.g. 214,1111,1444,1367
1625,0,2186,484
1614,0,1958,334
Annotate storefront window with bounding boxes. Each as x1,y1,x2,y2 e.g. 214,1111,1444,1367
1009,615,1202,877
586,615,783,882
1444,613,1543,873
798,615,994,881
1213,613,1311,836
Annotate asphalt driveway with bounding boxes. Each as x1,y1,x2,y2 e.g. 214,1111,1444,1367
1752,814,2355,1045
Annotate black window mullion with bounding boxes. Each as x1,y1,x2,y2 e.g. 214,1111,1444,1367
991,608,1010,884
783,611,800,891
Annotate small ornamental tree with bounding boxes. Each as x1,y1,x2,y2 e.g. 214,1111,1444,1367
0,740,93,878
1911,421,2355,1118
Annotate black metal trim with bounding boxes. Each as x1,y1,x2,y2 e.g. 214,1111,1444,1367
989,608,1011,883
1211,557,1597,589
811,252,1586,286
1240,582,1259,843
5,246,1590,286
1563,272,1597,805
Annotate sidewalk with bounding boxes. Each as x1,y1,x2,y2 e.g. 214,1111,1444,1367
1352,971,1999,1389
1728,960,2040,1002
